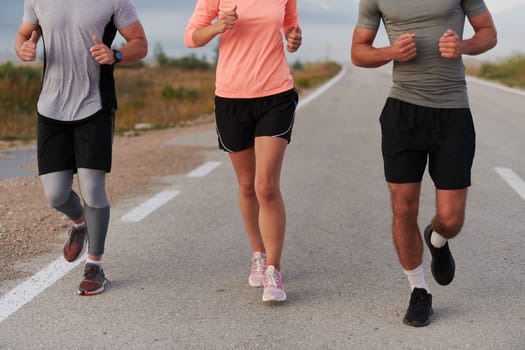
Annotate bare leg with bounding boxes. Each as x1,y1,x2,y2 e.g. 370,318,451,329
229,148,265,254
432,188,468,239
254,136,288,271
388,182,422,270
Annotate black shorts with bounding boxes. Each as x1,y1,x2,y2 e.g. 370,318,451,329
37,109,115,175
214,88,299,152
379,98,475,190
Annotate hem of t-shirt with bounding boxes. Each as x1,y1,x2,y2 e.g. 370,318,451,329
36,105,107,124
356,23,380,31
215,82,294,99
116,18,139,31
466,4,488,18
388,93,470,109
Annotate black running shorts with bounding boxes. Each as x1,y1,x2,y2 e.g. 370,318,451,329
37,109,115,175
214,88,299,152
379,98,475,190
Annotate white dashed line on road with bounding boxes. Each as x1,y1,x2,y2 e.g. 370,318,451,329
495,167,525,201
0,160,223,324
121,190,181,222
0,256,85,323
187,161,222,178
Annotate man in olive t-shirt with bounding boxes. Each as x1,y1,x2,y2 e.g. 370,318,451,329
351,0,497,327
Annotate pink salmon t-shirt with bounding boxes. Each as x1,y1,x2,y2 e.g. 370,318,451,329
185,0,299,98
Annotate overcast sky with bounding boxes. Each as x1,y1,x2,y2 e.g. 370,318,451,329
2,0,524,63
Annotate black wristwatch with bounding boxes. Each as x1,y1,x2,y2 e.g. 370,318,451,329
112,49,123,64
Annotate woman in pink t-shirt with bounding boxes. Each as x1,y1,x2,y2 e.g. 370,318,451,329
185,0,302,302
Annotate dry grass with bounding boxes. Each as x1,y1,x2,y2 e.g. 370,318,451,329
0,60,342,141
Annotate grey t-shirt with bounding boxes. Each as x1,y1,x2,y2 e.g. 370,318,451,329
23,0,139,121
357,0,487,108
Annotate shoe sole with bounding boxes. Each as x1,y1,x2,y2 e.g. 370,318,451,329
262,292,287,302
403,307,434,327
262,296,287,302
78,283,106,296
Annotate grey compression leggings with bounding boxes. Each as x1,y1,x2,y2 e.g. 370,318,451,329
40,168,110,256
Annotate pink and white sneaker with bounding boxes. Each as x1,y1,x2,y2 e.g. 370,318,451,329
248,252,266,287
262,265,286,302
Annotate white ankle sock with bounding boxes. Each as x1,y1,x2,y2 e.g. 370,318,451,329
73,221,85,228
86,258,102,267
430,230,448,248
404,264,430,293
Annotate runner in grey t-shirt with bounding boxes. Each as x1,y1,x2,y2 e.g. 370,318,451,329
15,0,148,295
351,0,497,327
21,0,141,121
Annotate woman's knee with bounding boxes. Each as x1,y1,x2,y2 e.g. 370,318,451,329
255,179,279,202
238,180,256,198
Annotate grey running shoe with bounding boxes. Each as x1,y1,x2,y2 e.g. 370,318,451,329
403,287,433,327
424,225,455,285
63,224,87,262
78,263,108,296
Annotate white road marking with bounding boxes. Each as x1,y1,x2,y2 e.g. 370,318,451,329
0,255,85,323
187,161,222,178
297,66,347,110
495,167,525,201
467,76,525,97
121,190,180,222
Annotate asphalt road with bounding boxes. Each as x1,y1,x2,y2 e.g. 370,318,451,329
0,66,524,349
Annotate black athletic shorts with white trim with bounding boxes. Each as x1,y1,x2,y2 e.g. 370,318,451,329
379,97,475,190
37,109,115,175
214,88,299,153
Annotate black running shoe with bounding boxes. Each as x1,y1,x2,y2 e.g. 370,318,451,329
403,287,433,327
424,225,455,285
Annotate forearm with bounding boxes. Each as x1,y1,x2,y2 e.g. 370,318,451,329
351,44,394,68
118,37,148,65
191,23,222,47
461,27,497,56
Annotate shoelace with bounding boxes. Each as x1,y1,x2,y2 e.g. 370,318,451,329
68,226,85,244
83,265,108,282
410,290,430,308
265,270,281,288
252,255,266,273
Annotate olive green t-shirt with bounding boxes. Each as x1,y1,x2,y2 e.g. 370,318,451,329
357,0,488,108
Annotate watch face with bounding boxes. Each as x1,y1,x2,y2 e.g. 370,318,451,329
114,50,122,62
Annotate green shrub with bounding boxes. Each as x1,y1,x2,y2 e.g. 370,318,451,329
478,53,525,88
161,85,200,100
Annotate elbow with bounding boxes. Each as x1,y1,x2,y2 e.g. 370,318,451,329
184,30,199,48
351,50,365,67
351,56,363,67
140,39,149,60
184,38,197,48
490,30,498,50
